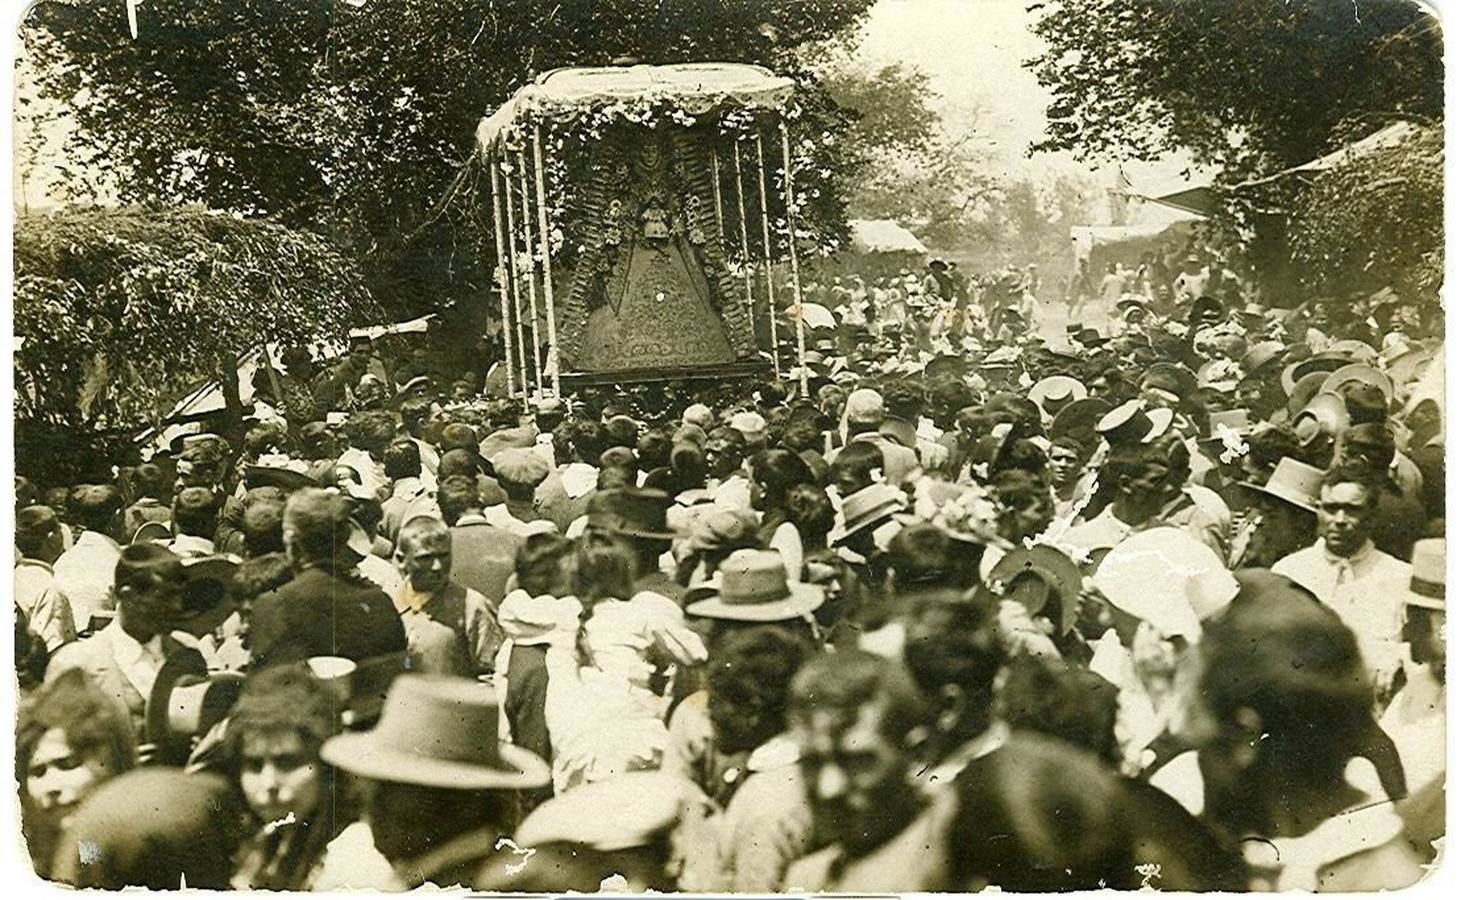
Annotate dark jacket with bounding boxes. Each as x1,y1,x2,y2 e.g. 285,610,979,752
249,565,407,668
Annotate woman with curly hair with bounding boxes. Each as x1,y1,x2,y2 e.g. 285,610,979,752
17,668,137,879
223,663,348,890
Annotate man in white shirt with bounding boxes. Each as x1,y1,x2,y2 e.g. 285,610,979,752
51,484,124,631
15,506,78,652
1272,462,1412,699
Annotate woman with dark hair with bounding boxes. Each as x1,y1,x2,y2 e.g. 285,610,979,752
1167,588,1423,890
749,449,817,579
18,668,138,879
226,663,347,890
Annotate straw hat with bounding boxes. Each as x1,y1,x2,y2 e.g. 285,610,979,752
515,772,704,852
1281,352,1352,395
685,549,824,622
1238,456,1326,513
1292,390,1350,447
1028,376,1088,417
1405,539,1445,611
321,674,550,790
1285,370,1330,418
146,650,245,765
830,483,907,545
1328,339,1379,365
1320,363,1395,407
988,545,1082,636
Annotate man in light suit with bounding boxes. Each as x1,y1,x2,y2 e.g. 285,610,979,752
45,544,197,748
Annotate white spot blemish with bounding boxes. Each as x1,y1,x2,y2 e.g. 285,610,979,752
77,840,100,865
1136,862,1162,890
494,837,536,875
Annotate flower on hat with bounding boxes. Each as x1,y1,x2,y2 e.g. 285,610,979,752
915,484,1000,545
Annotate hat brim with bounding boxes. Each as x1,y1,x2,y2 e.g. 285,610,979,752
585,522,680,541
830,500,905,544
321,731,551,791
685,582,824,622
244,466,319,492
1405,590,1445,612
1237,481,1318,515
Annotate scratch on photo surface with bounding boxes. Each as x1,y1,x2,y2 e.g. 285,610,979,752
1136,862,1161,890
77,839,99,865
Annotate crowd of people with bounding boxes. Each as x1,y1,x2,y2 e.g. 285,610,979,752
14,265,1445,892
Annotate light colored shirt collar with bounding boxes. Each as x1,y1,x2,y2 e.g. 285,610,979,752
1320,537,1377,568
106,619,166,698
15,557,54,575
747,733,801,773
454,512,489,527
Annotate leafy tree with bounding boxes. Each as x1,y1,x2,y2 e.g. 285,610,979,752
19,0,878,315
1286,122,1442,304
14,205,380,435
1026,0,1442,175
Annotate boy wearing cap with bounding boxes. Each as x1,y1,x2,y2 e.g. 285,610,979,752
15,506,78,653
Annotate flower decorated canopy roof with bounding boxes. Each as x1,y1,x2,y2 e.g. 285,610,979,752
476,63,797,151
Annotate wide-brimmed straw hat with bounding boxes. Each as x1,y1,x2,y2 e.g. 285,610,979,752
1028,376,1088,417
1281,352,1352,395
1320,364,1395,407
685,549,824,622
1292,390,1350,447
989,545,1082,636
321,674,550,790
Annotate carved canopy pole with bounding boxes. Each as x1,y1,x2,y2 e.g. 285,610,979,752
732,139,757,331
533,126,562,399
500,154,531,397
779,121,809,399
487,152,519,399
754,131,780,378
516,148,545,396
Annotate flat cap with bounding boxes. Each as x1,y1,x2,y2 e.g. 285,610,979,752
491,448,551,488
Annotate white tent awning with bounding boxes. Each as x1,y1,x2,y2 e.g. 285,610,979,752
849,219,928,254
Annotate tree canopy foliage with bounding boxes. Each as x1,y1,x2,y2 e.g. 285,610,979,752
14,205,380,431
1026,0,1442,175
1287,122,1442,305
20,0,878,314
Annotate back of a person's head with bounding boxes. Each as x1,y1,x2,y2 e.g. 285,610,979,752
596,464,636,491
437,474,481,526
636,425,675,471
883,380,926,421
282,488,346,562
708,624,811,722
50,769,243,889
575,541,637,603
132,463,170,500
785,483,835,545
886,523,962,592
831,440,884,482
1199,589,1372,775
998,656,1120,766
241,500,285,557
172,486,219,538
948,733,1135,891
382,439,422,481
788,649,929,746
437,448,481,480
230,552,294,604
515,533,574,597
70,484,121,533
604,415,640,451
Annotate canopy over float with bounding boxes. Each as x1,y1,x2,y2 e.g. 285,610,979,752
476,63,817,399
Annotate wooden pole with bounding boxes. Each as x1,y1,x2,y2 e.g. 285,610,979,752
501,153,530,398
732,139,756,327
754,132,780,378
779,122,809,399
516,148,546,397
710,145,725,241
532,126,562,399
488,151,518,399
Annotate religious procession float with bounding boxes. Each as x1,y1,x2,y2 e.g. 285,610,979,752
476,62,817,399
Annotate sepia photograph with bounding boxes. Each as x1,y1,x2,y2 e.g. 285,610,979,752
5,0,1448,893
